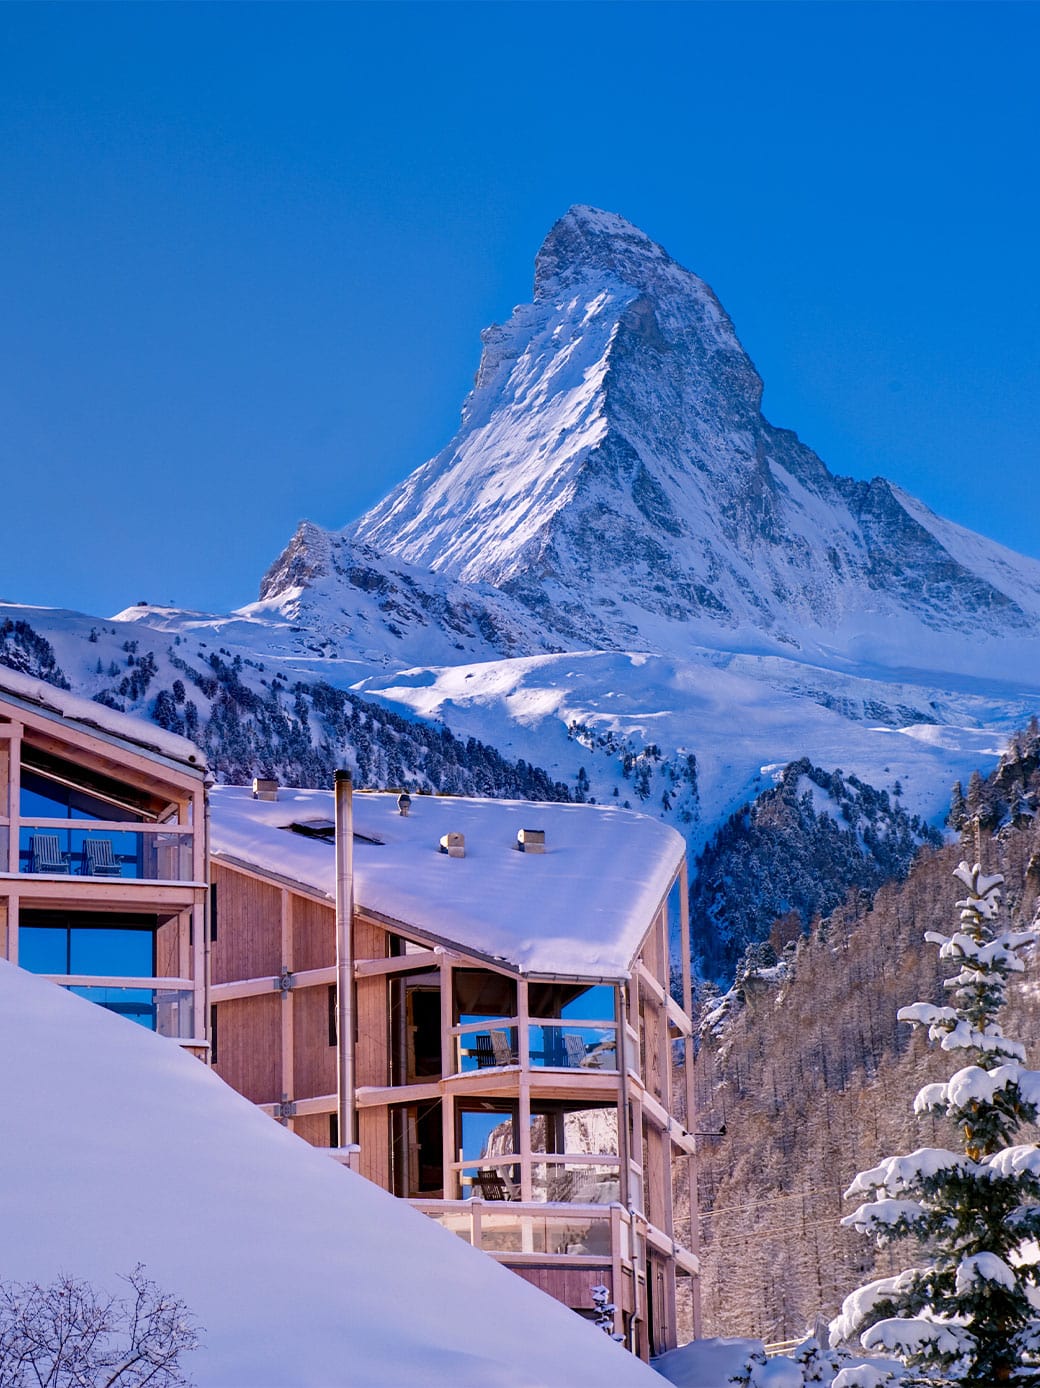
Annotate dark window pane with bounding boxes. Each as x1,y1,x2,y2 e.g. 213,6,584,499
19,926,68,974
69,926,154,977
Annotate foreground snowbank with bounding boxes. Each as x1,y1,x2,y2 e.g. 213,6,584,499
0,962,655,1387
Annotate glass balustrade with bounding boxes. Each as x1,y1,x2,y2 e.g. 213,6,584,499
528,1022,617,1071
454,1021,519,1073
413,1201,618,1259
17,824,194,881
64,985,194,1036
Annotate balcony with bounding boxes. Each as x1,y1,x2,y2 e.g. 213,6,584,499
452,1018,618,1075
412,1197,630,1262
15,821,196,882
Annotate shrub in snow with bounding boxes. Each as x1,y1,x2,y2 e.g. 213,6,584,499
590,1283,624,1342
831,861,1040,1385
0,1265,199,1387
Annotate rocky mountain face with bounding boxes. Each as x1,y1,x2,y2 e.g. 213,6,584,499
321,205,1040,671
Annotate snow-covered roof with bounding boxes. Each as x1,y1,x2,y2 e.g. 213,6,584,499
210,786,685,979
0,960,657,1388
0,666,206,774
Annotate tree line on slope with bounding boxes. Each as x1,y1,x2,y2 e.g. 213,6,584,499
0,621,573,802
691,759,942,983
692,751,1040,1345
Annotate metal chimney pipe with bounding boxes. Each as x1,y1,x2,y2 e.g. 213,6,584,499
334,769,355,1148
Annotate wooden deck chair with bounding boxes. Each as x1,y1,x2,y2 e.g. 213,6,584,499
473,1034,497,1068
563,1034,588,1068
30,834,70,874
473,1169,514,1200
490,1030,516,1066
83,838,121,877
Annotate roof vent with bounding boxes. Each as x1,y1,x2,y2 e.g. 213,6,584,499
517,828,545,854
253,778,279,801
439,831,465,858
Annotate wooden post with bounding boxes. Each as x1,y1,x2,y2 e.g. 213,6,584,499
7,722,21,874
439,953,455,1196
518,978,532,1203
335,770,355,1147
679,858,701,1336
281,888,294,1127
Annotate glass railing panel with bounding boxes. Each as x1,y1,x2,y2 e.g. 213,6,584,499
528,1023,617,1070
455,1023,519,1073
18,826,194,881
530,1162,621,1205
421,1210,474,1245
479,1213,529,1253
541,1214,612,1257
65,985,194,1036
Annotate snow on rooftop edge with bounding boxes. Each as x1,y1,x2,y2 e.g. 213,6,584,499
210,786,686,978
0,960,657,1387
0,665,206,772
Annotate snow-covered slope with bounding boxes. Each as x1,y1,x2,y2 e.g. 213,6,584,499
0,960,656,1387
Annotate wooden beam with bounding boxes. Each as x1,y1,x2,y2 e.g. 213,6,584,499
354,949,445,978
356,1080,442,1108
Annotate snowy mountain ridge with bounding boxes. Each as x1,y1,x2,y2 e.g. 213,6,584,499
336,205,1040,674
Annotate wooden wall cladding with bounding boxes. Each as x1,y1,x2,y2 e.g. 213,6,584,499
512,1265,611,1311
155,916,183,978
355,976,389,1088
354,915,386,961
292,895,335,973
212,994,282,1104
358,1107,389,1187
293,984,337,1100
212,865,282,983
292,1113,333,1148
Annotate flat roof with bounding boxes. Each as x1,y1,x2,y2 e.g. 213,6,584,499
0,667,207,774
210,786,685,979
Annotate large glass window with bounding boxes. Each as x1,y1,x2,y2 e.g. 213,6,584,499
19,910,159,1029
527,983,618,1070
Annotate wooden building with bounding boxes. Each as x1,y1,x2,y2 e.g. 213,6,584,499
0,670,209,1049
209,780,700,1357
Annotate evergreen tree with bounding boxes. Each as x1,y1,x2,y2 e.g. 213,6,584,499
831,862,1040,1385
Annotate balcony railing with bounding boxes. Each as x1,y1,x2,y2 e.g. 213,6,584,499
451,1018,618,1074
529,1020,617,1071
15,820,196,882
412,1197,629,1262
454,1152,621,1205
44,976,195,1036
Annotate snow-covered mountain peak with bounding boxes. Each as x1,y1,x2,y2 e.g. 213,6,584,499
345,208,1040,670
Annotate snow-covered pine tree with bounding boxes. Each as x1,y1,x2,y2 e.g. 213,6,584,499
830,861,1040,1385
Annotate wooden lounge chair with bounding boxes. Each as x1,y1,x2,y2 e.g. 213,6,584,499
30,834,70,874
473,1031,516,1067
563,1034,588,1068
472,1169,514,1200
83,838,121,877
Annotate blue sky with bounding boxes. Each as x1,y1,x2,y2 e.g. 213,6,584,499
2,2,1038,617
